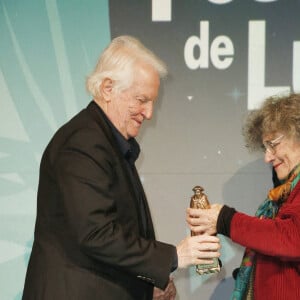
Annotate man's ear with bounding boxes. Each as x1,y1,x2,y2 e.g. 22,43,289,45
100,78,113,102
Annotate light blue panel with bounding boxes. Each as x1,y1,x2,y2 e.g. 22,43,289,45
0,1,110,299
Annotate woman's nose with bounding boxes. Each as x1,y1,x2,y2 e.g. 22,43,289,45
264,149,275,163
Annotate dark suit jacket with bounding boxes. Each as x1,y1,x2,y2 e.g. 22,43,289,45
22,101,176,300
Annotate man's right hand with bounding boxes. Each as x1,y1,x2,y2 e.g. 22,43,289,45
176,235,221,268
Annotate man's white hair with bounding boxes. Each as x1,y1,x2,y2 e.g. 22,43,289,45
86,35,167,99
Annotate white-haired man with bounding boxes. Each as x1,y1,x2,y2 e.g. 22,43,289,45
22,36,220,300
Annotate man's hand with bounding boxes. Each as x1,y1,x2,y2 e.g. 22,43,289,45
176,234,221,269
153,278,176,300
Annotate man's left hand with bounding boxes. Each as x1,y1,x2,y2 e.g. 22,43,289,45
153,278,176,300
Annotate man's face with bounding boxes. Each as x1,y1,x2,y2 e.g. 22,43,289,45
108,62,160,139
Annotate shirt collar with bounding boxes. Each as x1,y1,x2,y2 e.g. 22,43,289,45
111,126,140,165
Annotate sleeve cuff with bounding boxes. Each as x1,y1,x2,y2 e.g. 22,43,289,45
171,251,178,272
216,205,236,237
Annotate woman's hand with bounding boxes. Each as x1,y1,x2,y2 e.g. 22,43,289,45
186,204,223,235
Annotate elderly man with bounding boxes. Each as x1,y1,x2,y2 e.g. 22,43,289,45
22,35,220,300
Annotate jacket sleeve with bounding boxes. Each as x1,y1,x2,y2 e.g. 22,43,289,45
52,128,176,289
229,184,300,261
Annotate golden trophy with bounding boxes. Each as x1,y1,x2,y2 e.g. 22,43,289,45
190,185,221,275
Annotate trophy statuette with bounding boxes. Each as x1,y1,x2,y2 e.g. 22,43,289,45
190,185,221,275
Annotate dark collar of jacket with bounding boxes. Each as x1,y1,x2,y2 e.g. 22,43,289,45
86,100,155,240
87,100,140,166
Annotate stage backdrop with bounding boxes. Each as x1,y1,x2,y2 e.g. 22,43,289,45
1,0,299,299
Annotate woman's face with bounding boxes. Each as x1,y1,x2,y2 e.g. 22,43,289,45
263,133,300,180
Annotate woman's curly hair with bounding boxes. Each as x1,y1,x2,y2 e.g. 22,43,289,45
243,93,300,152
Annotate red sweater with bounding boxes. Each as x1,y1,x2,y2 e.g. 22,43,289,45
230,181,300,300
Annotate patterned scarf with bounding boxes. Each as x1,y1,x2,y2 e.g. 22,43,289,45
230,164,300,300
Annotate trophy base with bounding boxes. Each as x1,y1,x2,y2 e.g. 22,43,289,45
196,258,221,275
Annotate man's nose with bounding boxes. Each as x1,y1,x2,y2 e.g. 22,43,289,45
142,101,153,120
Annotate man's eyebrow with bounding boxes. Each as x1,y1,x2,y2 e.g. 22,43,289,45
137,95,152,101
